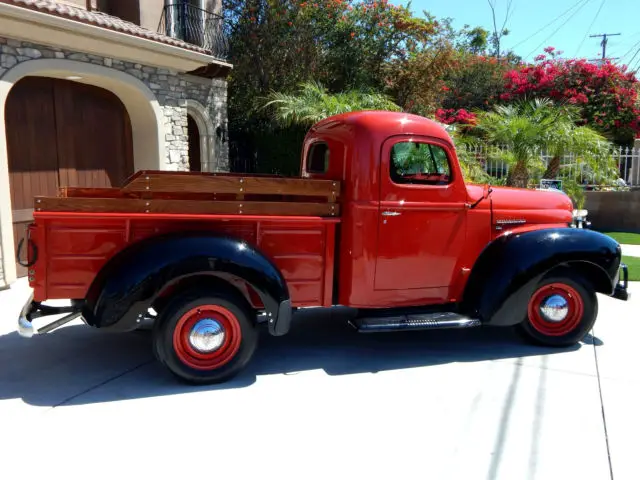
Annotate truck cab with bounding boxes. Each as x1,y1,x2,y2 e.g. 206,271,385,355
302,111,578,308
16,111,629,385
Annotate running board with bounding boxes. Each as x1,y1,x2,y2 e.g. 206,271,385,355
349,312,481,333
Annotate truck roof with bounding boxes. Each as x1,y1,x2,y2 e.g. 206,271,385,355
310,110,453,143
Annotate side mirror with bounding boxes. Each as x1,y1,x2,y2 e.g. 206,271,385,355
468,184,493,209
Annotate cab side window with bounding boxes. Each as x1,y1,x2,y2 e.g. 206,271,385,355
390,141,451,185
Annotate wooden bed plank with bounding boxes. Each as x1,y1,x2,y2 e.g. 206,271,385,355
59,187,139,198
123,172,341,199
35,196,340,217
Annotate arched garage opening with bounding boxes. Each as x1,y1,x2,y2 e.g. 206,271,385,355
0,59,166,283
6,76,135,277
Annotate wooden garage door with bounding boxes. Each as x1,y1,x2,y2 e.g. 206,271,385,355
6,76,134,277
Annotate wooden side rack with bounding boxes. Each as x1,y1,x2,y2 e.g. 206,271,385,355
34,170,342,217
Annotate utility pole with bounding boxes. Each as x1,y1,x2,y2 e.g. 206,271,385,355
589,33,621,63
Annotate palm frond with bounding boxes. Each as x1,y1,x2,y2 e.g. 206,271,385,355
263,81,401,127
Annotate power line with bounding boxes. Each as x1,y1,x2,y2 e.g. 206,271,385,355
525,0,592,58
510,0,590,50
620,37,640,62
628,48,640,71
574,0,606,56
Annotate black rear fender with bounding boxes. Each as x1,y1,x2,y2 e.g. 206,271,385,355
82,233,292,336
462,228,621,326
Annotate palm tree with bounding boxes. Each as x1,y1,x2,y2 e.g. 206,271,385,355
474,99,557,188
474,98,613,188
449,130,494,184
540,107,612,181
263,81,401,127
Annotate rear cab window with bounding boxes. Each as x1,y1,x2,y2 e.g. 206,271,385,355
306,142,330,174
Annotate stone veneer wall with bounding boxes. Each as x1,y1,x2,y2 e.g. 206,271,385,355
0,36,228,171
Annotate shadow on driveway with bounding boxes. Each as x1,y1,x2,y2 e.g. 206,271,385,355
0,307,589,407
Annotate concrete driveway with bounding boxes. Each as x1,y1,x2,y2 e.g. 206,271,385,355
0,279,637,480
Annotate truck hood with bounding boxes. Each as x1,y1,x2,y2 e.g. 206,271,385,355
467,184,574,227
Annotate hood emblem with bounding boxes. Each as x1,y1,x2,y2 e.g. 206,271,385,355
495,218,527,225
495,218,527,230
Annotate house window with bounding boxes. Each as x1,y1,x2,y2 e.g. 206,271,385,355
307,142,330,174
390,141,451,185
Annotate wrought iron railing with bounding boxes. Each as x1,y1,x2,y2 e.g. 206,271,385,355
459,142,640,188
159,3,228,60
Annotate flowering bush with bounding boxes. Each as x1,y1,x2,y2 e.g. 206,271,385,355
439,52,517,112
501,48,640,143
435,108,477,125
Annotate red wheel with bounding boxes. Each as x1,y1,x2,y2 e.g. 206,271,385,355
527,283,584,337
518,272,597,347
153,289,258,384
173,305,243,370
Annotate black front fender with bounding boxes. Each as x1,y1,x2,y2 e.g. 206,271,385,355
82,232,291,336
462,228,621,326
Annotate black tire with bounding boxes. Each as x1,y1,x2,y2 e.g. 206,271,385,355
152,288,258,384
517,271,598,347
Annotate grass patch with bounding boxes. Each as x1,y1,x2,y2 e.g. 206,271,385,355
622,255,640,281
603,232,640,245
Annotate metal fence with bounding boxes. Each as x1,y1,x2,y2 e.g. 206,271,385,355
458,143,640,187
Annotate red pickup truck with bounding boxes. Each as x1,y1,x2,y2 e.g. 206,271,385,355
17,111,629,384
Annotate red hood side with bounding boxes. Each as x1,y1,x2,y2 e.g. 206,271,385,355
467,184,573,228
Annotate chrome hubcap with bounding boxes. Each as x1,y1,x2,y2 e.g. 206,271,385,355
188,319,226,353
539,294,569,322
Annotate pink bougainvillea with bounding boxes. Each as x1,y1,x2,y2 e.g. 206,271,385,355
435,108,477,125
501,50,640,141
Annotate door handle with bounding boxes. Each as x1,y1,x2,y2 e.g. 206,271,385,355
381,211,401,216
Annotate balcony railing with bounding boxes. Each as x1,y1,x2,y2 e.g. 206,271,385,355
159,3,229,61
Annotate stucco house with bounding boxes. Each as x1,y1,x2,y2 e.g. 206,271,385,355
0,0,231,287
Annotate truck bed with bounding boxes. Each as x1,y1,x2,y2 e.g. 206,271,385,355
27,171,341,308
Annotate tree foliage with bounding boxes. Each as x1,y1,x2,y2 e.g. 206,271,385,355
473,99,614,189
449,130,494,184
501,48,640,144
223,0,452,170
440,53,516,112
222,0,635,191
263,80,400,127
224,0,440,125
385,46,457,115
474,99,555,187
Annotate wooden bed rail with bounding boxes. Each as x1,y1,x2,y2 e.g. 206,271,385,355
35,171,342,217
123,170,340,200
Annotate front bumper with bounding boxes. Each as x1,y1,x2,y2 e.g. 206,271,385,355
612,263,630,301
17,294,82,338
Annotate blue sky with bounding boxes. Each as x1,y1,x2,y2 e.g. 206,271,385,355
404,0,640,66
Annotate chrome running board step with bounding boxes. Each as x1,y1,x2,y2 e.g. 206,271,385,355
350,312,481,333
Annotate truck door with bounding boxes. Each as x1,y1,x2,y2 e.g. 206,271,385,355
374,135,468,293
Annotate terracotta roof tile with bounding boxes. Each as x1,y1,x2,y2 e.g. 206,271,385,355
2,0,211,55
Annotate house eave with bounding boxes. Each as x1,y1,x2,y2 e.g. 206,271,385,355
0,2,232,73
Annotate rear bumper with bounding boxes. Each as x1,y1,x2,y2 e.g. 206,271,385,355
17,293,36,338
612,263,630,301
17,294,82,338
